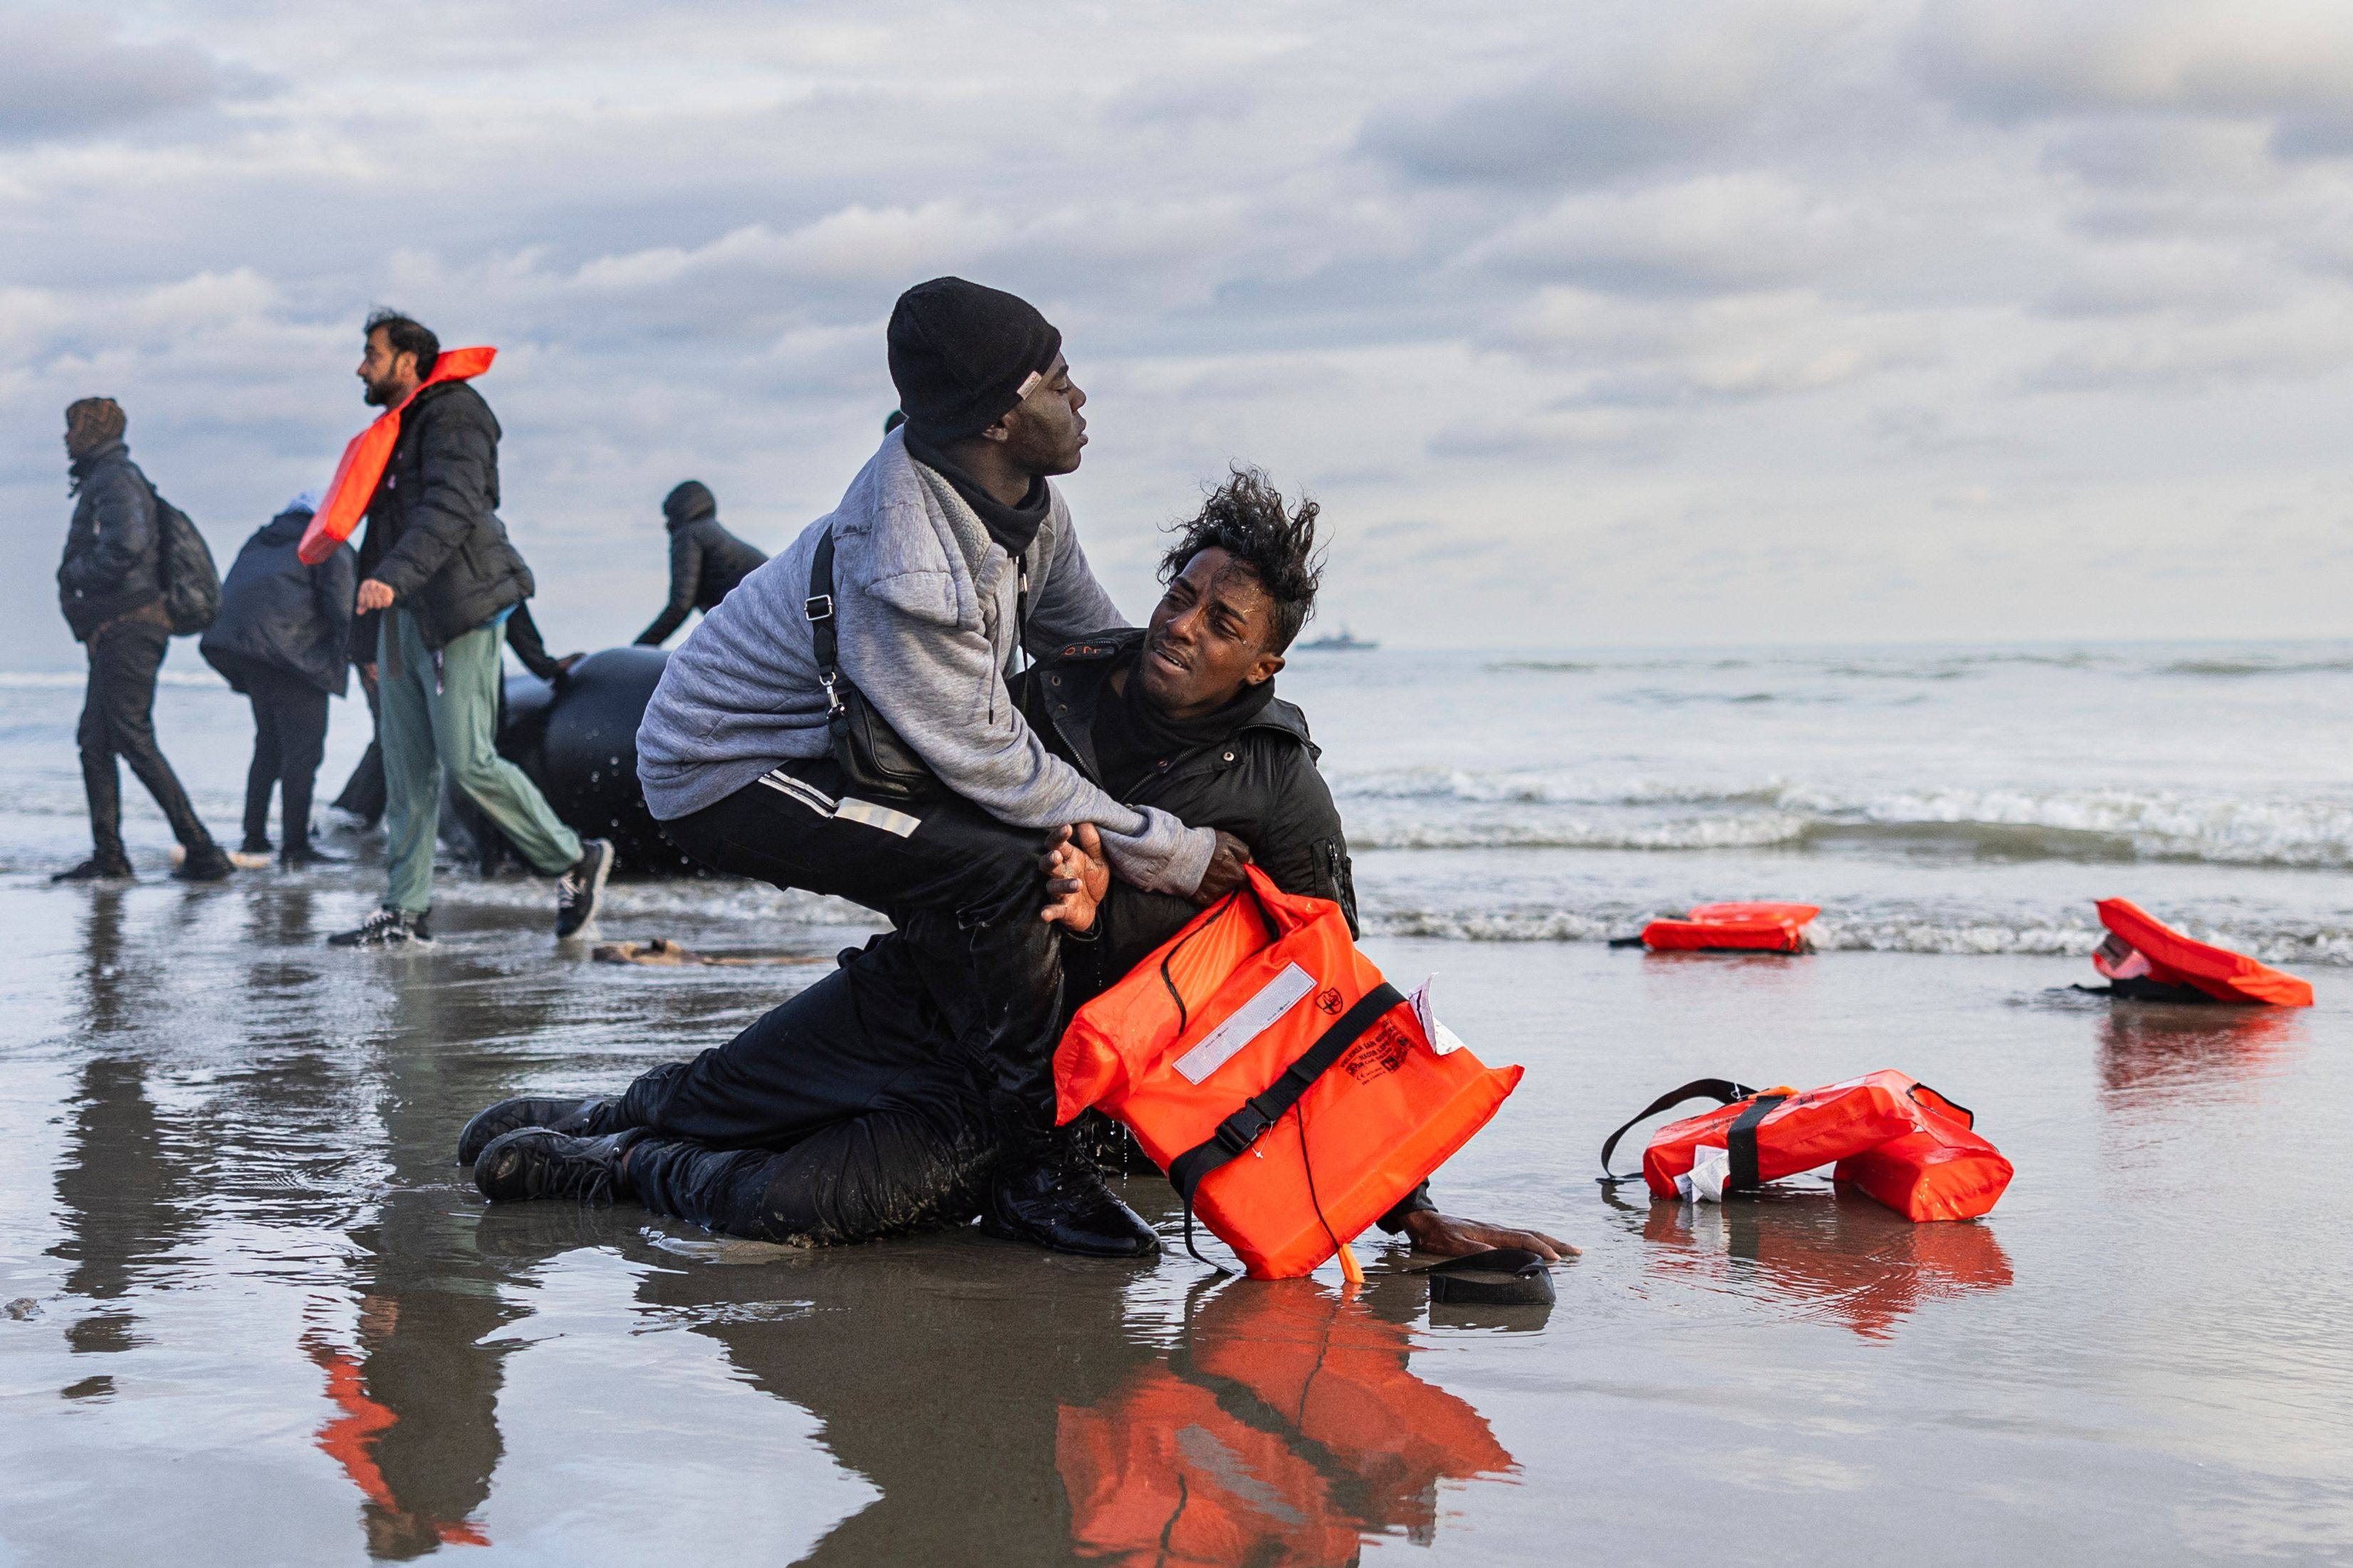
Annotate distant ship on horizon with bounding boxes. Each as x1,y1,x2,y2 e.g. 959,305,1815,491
1297,625,1378,651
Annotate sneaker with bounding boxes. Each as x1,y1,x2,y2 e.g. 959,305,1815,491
174,843,236,883
327,907,433,947
473,1127,636,1204
456,1095,612,1166
53,855,135,883
980,1142,1160,1258
554,838,614,939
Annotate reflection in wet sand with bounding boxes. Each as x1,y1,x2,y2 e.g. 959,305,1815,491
616,1238,1514,1565
1064,1282,1514,1563
2094,1001,2302,1110
1641,1192,2013,1341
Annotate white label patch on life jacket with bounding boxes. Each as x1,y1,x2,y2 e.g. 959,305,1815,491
1174,963,1316,1085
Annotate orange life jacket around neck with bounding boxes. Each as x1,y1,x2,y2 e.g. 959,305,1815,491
1055,865,1522,1279
298,347,496,566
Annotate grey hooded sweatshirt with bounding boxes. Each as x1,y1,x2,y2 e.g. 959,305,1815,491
636,431,1215,896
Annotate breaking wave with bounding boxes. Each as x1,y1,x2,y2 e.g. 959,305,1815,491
1330,769,2353,868
1362,900,2353,967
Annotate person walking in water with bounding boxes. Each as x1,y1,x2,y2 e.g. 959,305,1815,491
632,481,767,647
53,397,233,883
328,310,611,947
199,492,355,867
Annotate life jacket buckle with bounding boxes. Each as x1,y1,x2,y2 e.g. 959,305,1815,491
804,594,835,623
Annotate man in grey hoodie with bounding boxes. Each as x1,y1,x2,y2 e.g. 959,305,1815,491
630,278,1247,1256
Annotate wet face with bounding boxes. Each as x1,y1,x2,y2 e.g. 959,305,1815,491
357,328,421,408
1138,547,1287,721
991,352,1087,478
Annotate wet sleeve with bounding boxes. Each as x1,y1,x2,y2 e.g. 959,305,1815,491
316,543,357,658
636,532,700,646
368,403,494,597
1376,1184,1435,1233
1252,749,1360,938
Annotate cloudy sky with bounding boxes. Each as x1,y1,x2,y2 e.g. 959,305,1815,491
6,0,2353,665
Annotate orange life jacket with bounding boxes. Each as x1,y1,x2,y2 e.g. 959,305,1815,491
2092,897,2312,1006
1055,865,1522,1279
1641,901,1819,952
1057,1284,1512,1562
298,347,498,566
1600,1069,2012,1221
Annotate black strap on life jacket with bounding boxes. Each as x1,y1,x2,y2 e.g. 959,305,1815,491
1596,1079,1760,1184
1723,1092,1790,1191
1166,982,1406,1270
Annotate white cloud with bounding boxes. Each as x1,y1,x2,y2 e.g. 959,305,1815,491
5,0,2353,664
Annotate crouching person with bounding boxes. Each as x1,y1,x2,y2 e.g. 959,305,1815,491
461,470,1569,1262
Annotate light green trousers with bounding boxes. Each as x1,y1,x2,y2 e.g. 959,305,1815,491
379,609,581,913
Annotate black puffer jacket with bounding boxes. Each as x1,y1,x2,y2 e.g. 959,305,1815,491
201,508,355,697
634,493,768,646
353,379,534,654
58,440,163,640
1015,628,1357,1001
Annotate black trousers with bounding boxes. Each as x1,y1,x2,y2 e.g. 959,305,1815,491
235,665,330,851
609,934,1002,1243
77,617,213,859
331,675,385,826
660,759,1067,1134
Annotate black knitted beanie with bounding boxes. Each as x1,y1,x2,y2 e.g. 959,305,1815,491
886,278,1062,441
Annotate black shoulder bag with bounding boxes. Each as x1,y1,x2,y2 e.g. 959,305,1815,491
805,527,938,801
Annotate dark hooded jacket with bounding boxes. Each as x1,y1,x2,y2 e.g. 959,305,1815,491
352,379,534,655
634,485,769,646
201,507,356,697
58,439,164,640
1015,628,1357,1002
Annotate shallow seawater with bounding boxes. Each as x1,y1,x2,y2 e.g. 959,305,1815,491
3,865,2348,1566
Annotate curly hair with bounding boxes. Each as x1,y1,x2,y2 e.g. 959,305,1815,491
1159,467,1325,653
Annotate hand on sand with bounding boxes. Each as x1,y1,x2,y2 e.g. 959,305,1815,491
1190,830,1254,904
1041,824,1110,932
1403,1211,1578,1263
355,579,396,612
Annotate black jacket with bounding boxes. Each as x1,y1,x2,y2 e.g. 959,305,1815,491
1017,632,1430,1226
58,440,163,640
201,508,356,697
635,513,768,646
353,379,534,654
1016,628,1357,1003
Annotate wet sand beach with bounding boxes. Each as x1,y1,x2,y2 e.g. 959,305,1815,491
3,869,2347,1564
4,646,2352,1564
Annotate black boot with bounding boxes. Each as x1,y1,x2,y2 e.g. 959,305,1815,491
473,1128,638,1204
980,1140,1161,1258
456,1095,614,1166
174,842,235,883
53,853,135,883
280,843,348,869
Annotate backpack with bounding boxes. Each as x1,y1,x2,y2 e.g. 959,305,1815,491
152,488,221,636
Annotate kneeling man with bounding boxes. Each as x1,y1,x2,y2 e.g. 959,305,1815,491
462,471,1568,1261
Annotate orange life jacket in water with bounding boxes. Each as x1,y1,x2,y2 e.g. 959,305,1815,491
2092,898,2312,1007
1641,901,1819,953
1600,1070,2012,1221
1055,865,1522,1279
298,347,497,566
